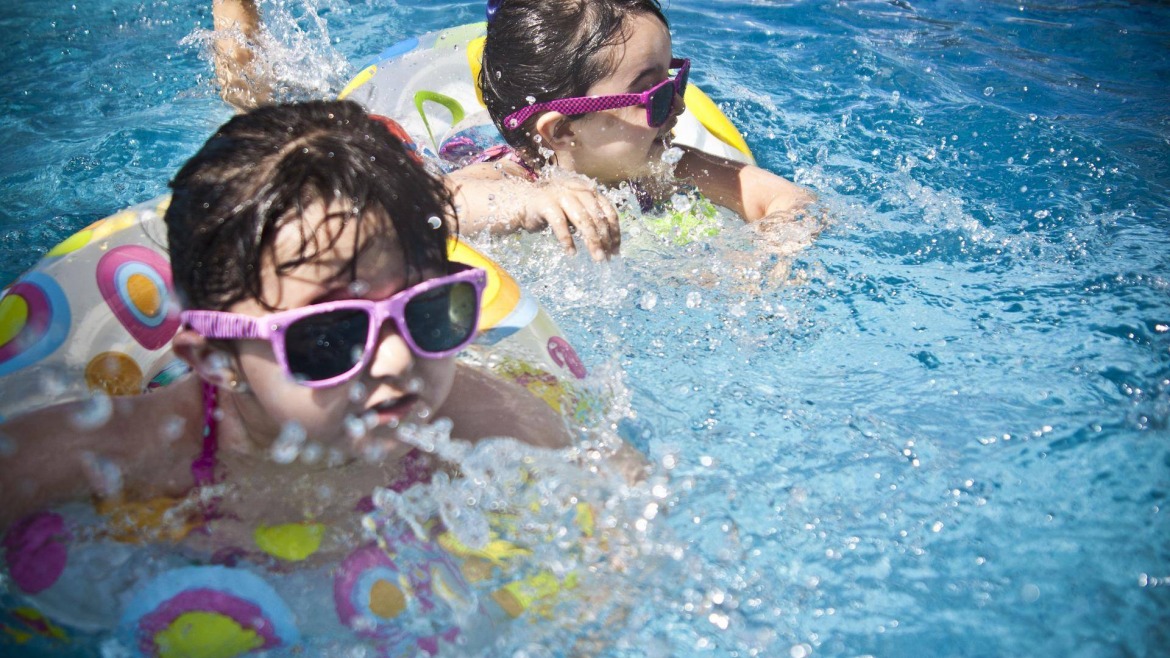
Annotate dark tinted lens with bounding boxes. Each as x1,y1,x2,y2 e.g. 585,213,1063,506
650,83,675,127
284,309,370,381
403,282,478,354
676,64,689,96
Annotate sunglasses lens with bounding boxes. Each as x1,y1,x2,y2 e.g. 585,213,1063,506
404,282,479,354
650,83,676,127
284,309,370,382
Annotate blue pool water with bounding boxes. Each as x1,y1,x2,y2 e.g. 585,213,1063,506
2,0,1168,656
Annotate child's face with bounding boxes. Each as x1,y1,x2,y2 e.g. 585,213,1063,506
565,12,682,184
227,202,456,459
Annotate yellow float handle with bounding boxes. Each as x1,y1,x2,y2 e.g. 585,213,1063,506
683,85,753,161
447,239,520,331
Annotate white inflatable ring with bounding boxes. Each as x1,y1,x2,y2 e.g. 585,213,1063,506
339,21,756,167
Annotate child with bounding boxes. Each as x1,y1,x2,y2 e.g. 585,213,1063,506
451,0,814,260
0,100,570,532
209,0,814,262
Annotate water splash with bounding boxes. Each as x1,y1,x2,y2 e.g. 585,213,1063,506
183,0,350,104
270,420,308,464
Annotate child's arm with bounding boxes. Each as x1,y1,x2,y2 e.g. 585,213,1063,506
442,365,651,484
211,0,271,110
676,145,814,222
0,383,203,529
448,162,621,261
442,363,574,450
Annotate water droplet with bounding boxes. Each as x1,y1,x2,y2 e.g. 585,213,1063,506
983,86,994,96
71,394,113,430
348,381,368,403
80,451,123,497
270,422,307,464
206,351,233,376
300,442,323,464
638,291,658,310
161,415,186,442
525,95,536,105
345,414,368,440
440,497,490,549
686,291,702,308
427,216,442,229
348,279,371,296
660,146,684,165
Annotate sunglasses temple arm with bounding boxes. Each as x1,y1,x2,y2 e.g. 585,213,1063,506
182,312,267,340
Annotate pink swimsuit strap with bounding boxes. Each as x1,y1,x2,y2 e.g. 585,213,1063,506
473,144,540,180
191,381,219,487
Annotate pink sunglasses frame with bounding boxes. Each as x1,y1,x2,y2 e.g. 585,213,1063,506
503,58,691,130
180,263,486,388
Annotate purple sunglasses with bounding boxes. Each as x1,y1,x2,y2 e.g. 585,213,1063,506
503,58,690,131
181,263,486,388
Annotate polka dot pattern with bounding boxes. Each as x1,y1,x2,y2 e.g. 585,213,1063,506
95,246,180,350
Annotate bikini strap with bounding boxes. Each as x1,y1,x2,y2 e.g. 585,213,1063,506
191,381,219,487
632,181,655,213
473,144,540,181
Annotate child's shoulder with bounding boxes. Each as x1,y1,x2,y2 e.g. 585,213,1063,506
443,362,571,449
0,376,206,527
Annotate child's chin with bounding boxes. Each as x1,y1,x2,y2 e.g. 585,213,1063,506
350,431,413,462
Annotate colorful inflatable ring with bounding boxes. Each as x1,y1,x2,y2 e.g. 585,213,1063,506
118,565,301,657
339,22,755,167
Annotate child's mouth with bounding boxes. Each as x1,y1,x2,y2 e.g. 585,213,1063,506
365,394,420,427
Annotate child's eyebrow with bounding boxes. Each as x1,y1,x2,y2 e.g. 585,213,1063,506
314,240,380,299
628,65,666,89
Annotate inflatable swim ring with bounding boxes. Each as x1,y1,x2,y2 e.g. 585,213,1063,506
339,22,756,168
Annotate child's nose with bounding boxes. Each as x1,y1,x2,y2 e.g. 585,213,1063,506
366,322,415,380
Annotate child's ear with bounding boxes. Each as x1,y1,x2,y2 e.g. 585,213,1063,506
534,112,576,150
172,329,237,388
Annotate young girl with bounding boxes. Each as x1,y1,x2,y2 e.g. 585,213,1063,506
208,0,814,262
0,100,570,532
448,0,815,260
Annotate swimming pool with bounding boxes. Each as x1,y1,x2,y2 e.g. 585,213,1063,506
2,0,1167,655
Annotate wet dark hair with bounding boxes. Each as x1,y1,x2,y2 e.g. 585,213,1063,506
479,0,668,160
165,100,453,311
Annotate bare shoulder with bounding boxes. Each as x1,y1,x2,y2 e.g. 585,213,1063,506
0,377,206,527
449,158,532,182
441,363,572,449
676,145,813,220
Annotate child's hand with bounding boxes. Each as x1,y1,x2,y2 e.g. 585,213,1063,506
517,179,621,261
